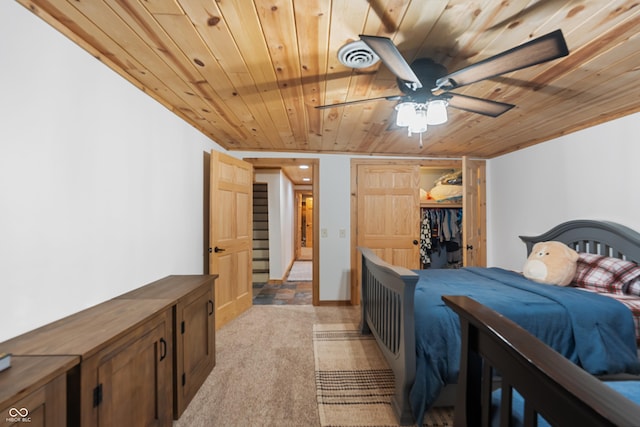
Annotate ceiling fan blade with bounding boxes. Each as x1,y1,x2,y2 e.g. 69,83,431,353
359,35,422,90
315,95,402,110
435,29,569,91
445,93,515,117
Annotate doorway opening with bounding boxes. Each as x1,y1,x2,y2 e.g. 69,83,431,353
244,158,319,306
296,191,313,261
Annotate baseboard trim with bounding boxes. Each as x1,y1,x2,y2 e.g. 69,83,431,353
315,300,352,306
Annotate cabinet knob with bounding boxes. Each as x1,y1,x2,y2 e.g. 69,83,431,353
412,240,419,245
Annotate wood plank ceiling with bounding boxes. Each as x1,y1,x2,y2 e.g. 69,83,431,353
17,0,640,158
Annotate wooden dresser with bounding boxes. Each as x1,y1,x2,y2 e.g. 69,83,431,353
0,274,217,427
1,355,79,426
116,275,216,418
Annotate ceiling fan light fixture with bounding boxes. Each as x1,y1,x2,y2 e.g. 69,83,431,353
426,100,448,125
408,109,428,134
395,102,416,127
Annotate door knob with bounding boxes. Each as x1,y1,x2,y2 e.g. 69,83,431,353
213,246,226,253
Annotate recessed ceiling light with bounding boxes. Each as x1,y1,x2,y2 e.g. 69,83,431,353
299,165,309,169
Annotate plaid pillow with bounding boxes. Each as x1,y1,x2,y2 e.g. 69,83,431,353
571,253,640,295
627,278,640,296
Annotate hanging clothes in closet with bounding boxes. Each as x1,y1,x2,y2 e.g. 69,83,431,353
420,208,463,269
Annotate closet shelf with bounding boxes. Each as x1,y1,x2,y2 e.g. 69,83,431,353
420,201,462,208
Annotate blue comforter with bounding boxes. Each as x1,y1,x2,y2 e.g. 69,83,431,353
491,381,640,427
409,267,640,425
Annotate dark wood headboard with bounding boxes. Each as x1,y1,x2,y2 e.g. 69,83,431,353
519,219,640,263
443,295,640,427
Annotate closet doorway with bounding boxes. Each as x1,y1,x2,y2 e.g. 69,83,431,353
350,157,486,305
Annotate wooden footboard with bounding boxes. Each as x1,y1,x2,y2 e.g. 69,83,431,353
358,247,418,425
444,295,640,427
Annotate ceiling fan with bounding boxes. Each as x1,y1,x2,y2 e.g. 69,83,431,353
316,30,569,142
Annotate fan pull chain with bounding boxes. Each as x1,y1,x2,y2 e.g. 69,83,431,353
408,128,424,148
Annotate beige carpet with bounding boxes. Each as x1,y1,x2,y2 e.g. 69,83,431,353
313,324,453,427
174,305,361,427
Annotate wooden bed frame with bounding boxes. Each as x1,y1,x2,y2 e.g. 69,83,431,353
358,219,640,425
444,295,640,427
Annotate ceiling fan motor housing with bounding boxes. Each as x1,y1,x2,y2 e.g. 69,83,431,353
400,58,448,95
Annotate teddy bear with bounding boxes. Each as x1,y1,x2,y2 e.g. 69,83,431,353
523,241,579,286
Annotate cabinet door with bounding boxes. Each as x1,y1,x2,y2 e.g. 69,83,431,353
1,374,66,427
462,157,487,266
96,318,172,427
175,283,216,418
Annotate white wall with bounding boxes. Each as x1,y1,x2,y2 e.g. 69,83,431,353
254,169,295,280
317,156,352,300
0,2,221,341
487,112,640,271
279,173,295,273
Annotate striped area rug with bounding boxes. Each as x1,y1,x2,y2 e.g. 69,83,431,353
313,324,453,426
